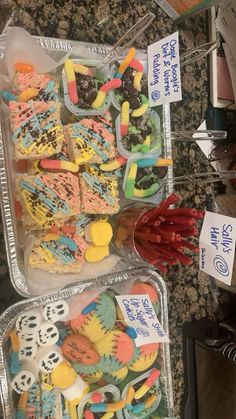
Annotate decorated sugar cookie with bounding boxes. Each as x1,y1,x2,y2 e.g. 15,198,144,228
61,333,100,365
103,365,128,385
95,330,135,372
69,292,116,342
128,343,159,372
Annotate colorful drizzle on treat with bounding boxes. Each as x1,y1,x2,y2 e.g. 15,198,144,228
80,166,119,214
18,172,80,228
14,72,58,101
9,101,63,158
67,118,115,164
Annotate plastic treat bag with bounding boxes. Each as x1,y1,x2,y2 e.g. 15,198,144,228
0,26,103,88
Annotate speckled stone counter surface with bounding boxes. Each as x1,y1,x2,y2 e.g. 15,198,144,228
0,1,229,417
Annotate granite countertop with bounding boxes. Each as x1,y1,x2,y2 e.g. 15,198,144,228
0,0,227,417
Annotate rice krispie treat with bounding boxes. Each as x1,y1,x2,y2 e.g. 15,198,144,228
79,165,119,214
29,226,88,273
9,100,64,160
13,71,58,101
65,114,115,165
16,172,80,229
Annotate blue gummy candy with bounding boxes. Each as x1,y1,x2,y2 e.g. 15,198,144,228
82,301,97,315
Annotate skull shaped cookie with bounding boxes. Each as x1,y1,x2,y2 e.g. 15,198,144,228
15,310,42,334
43,300,69,323
18,341,38,361
37,322,59,347
35,345,63,373
11,360,38,394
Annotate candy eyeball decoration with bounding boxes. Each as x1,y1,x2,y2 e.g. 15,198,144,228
37,322,59,347
15,309,43,334
43,300,69,323
18,342,38,361
35,345,63,373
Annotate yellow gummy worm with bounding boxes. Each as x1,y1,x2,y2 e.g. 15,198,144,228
106,399,126,413
18,87,38,102
133,71,143,91
73,63,92,76
128,162,138,180
131,103,148,117
9,330,19,351
92,90,106,109
156,158,173,166
118,47,135,75
126,386,135,404
43,233,60,242
64,59,76,82
144,394,157,409
121,101,130,126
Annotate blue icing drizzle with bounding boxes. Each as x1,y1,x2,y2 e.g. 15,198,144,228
59,235,77,251
72,125,109,161
73,123,110,149
82,172,115,205
41,240,75,264
12,102,57,147
34,178,69,214
41,389,57,417
20,180,58,213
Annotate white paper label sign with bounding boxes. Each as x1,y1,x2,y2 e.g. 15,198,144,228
148,31,182,107
199,211,236,285
115,294,169,346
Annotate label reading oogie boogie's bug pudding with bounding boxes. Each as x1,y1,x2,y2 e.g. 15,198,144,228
116,294,169,346
148,31,182,107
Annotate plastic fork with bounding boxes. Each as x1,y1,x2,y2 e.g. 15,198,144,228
158,170,236,191
180,40,219,67
162,130,227,142
96,12,155,68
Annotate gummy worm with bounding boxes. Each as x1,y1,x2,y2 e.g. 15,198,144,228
134,183,160,198
90,399,126,413
120,101,130,136
65,59,78,104
125,162,138,199
116,47,136,78
134,369,160,399
140,135,151,153
15,62,34,73
73,63,93,76
18,87,38,102
129,58,143,72
137,157,173,168
40,159,79,173
92,78,121,109
132,94,149,117
100,155,127,172
133,71,143,91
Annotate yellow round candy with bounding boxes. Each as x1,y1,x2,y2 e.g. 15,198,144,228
85,245,109,263
88,221,113,246
50,361,77,389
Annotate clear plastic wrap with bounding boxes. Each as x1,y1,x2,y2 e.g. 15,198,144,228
0,267,174,419
0,33,173,297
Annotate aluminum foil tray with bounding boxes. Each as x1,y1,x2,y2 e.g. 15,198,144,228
0,35,173,298
0,267,174,419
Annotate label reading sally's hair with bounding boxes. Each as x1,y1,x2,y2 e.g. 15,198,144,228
116,294,169,346
148,31,182,107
